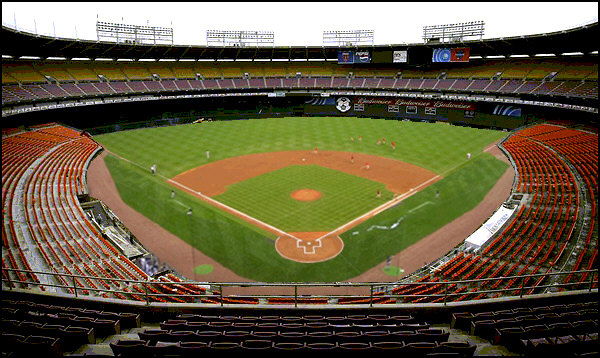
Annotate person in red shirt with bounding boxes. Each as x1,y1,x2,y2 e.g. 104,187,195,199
391,141,396,150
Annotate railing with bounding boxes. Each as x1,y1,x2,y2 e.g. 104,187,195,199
2,267,597,308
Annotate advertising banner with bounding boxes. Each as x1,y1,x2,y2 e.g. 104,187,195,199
432,48,470,62
451,47,470,62
354,97,476,110
493,104,522,117
393,50,408,63
338,51,354,64
353,51,371,63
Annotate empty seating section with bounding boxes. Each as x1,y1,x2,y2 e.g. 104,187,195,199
118,313,465,353
514,125,598,289
392,124,597,304
2,59,598,105
451,298,598,355
2,290,595,356
1,297,141,356
2,124,210,303
2,121,597,308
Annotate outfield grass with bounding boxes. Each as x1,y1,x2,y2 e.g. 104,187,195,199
96,117,505,177
96,117,509,282
103,150,508,281
214,165,394,232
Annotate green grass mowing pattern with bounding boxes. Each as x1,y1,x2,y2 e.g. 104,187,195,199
103,153,288,277
103,149,508,282
96,118,508,281
95,117,505,177
337,153,509,277
214,164,394,232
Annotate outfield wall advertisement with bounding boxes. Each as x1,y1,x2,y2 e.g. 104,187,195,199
304,95,526,129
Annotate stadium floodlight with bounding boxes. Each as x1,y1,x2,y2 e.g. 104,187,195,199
323,30,374,46
207,30,274,47
423,21,484,43
96,20,174,45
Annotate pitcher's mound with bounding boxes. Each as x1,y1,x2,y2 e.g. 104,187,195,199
291,189,322,201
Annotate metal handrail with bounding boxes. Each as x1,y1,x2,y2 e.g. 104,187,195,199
2,267,597,307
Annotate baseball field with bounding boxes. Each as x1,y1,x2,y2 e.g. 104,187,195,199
94,116,509,282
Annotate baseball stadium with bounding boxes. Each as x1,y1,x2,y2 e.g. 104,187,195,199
1,3,598,355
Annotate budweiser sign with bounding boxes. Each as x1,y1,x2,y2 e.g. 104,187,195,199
355,97,475,110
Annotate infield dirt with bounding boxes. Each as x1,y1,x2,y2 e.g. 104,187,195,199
87,141,514,294
169,150,439,262
171,150,437,196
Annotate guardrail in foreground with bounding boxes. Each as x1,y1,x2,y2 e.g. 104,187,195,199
2,267,597,308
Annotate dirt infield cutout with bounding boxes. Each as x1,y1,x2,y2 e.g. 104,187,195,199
170,150,440,263
290,189,322,201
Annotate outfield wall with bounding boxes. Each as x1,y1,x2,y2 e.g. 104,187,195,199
303,95,528,129
7,93,594,134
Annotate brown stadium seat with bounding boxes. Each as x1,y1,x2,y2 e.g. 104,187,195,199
273,342,305,350
241,339,273,350
109,339,149,357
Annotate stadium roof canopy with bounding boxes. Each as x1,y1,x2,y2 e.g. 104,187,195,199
2,22,598,61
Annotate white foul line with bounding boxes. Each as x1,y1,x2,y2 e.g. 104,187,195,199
107,145,488,254
315,174,442,241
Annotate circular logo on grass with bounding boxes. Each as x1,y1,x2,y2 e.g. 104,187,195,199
194,264,214,275
383,266,404,276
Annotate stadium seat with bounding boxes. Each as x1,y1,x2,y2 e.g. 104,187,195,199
241,339,273,350
210,341,241,350
436,341,477,357
372,341,405,350
177,341,210,354
339,342,372,350
222,330,252,344
306,342,338,350
137,328,170,345
273,341,305,350
109,339,149,357
277,331,306,343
